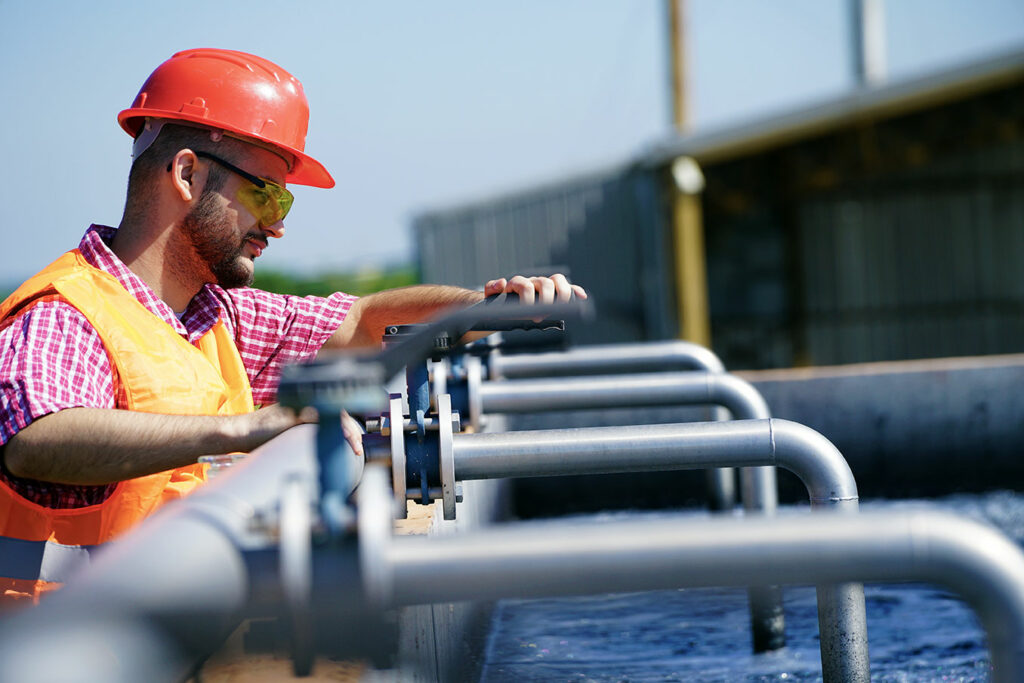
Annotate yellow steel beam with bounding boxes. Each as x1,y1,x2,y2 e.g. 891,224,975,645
672,177,710,346
667,1,710,344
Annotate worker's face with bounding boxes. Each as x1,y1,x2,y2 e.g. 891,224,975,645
180,146,290,289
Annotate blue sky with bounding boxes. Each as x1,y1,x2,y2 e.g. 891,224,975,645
1,1,1022,286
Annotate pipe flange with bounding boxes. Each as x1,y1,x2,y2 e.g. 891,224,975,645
437,394,457,520
279,474,314,677
466,355,483,432
430,358,448,402
358,464,395,609
388,395,407,519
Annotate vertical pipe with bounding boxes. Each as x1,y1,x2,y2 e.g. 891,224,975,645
772,421,868,682
667,0,689,133
711,377,784,653
850,0,887,87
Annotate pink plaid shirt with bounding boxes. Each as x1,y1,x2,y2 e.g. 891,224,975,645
0,225,356,509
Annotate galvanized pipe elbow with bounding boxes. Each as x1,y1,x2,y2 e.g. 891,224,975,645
705,373,771,420
647,340,727,373
908,512,1024,680
769,419,859,510
453,418,852,514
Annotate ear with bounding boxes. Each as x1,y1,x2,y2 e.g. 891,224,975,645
167,149,201,202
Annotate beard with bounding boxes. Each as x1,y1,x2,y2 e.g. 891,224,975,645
179,190,257,289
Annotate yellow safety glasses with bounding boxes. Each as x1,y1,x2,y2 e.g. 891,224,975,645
191,151,294,227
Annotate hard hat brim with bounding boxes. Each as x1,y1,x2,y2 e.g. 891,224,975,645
118,109,336,189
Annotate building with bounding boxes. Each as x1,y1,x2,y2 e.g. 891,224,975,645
415,48,1024,370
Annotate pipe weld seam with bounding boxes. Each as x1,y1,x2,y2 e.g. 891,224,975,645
809,495,860,504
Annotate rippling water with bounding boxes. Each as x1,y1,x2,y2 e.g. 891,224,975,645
480,491,1024,682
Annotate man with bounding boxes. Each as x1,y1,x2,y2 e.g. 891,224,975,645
0,48,584,605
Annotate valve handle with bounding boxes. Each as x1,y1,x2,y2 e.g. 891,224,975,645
379,291,573,356
374,296,590,379
278,295,591,413
466,291,569,332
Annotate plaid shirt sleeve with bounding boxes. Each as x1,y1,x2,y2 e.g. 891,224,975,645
0,297,118,507
0,297,117,443
209,287,357,406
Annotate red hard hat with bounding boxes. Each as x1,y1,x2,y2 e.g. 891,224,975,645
118,48,334,188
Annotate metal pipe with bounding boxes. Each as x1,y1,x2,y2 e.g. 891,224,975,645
384,509,1024,683
488,340,726,378
473,362,779,650
5,424,1019,683
0,426,322,683
487,342,737,518
452,417,864,676
769,419,866,675
478,369,778,515
474,371,781,651
452,418,851,505
478,371,764,416
851,0,887,87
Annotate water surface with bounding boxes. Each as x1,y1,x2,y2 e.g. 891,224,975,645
481,492,1023,682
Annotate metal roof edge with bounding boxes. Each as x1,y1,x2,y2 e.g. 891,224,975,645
638,46,1024,169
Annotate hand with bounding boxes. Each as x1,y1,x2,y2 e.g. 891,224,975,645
249,403,316,436
247,405,362,457
340,410,365,458
484,273,587,304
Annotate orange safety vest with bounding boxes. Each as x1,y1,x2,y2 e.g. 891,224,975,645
0,249,254,605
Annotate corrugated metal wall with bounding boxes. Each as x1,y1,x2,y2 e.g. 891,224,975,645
794,148,1024,362
703,80,1024,368
414,168,678,345
797,172,1024,364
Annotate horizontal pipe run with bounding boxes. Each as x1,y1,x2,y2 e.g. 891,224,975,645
489,340,725,379
385,510,1024,683
0,426,322,683
484,341,737,515
478,371,769,420
478,370,778,511
452,418,855,508
477,373,774,511
452,417,850,669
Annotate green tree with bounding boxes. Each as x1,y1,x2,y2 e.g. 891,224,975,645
252,264,419,298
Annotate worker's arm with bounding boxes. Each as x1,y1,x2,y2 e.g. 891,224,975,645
323,284,481,350
2,404,310,485
322,275,586,351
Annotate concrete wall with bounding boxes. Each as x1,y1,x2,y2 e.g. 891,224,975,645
743,354,1024,499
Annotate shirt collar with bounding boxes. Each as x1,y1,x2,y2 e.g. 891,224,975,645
79,225,222,342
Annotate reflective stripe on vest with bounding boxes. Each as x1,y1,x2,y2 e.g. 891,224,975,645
0,537,96,583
